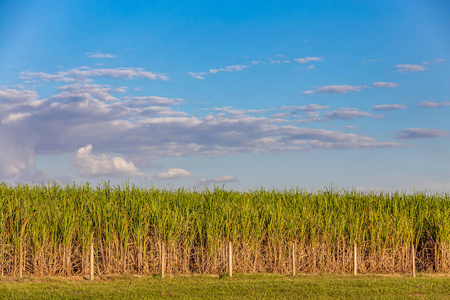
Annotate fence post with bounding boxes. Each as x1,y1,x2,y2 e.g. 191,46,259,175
19,237,23,278
353,242,357,276
292,242,296,276
412,243,416,277
228,241,233,277
161,241,166,278
90,237,94,281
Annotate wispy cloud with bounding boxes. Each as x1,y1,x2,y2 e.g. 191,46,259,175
294,57,324,64
199,175,239,185
324,108,380,120
418,101,450,108
281,104,330,112
86,52,118,59
362,58,385,63
395,64,426,73
21,67,169,82
372,82,399,88
372,104,406,111
422,58,445,65
302,85,363,95
157,168,192,179
395,59,444,73
189,64,249,79
396,128,448,140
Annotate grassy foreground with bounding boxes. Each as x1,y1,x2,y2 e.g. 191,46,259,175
0,274,449,299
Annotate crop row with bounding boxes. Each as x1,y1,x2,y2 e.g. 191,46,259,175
0,182,449,276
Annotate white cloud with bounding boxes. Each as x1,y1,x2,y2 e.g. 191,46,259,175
209,65,247,73
294,57,324,64
289,104,329,112
302,85,363,95
74,144,143,177
396,128,448,140
372,82,399,88
157,168,192,179
188,72,205,80
362,58,385,63
86,52,117,58
422,58,445,65
199,175,239,185
189,64,249,79
19,72,75,82
2,112,32,124
0,129,35,177
325,108,380,120
372,104,406,111
65,67,169,80
418,101,450,108
21,67,169,82
0,77,408,182
0,89,38,103
395,64,427,73
122,96,182,107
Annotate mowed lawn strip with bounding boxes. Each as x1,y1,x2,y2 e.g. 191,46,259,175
0,274,449,299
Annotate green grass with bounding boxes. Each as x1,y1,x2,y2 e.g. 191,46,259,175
0,274,449,299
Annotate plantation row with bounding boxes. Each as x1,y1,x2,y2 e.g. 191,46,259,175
0,182,449,276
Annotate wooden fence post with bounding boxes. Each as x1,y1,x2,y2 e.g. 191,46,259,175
161,241,166,278
228,241,233,277
19,237,23,278
412,243,416,277
353,242,357,276
292,242,296,276
90,238,94,281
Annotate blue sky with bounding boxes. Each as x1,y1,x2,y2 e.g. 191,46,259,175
1,0,449,192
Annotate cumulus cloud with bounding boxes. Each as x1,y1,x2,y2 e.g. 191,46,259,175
157,168,192,179
0,129,35,177
0,73,408,182
418,101,450,108
199,175,239,185
324,108,380,120
86,52,117,58
372,104,406,111
74,144,143,177
396,128,448,140
395,64,427,73
372,82,399,88
302,85,363,95
2,112,32,124
294,57,324,64
0,89,38,104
